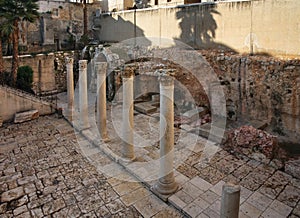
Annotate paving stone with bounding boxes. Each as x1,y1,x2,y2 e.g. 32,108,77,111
133,195,166,217
99,187,120,204
42,198,66,215
152,206,184,218
209,180,225,196
120,187,151,206
246,191,273,211
13,205,28,216
95,205,111,217
198,166,225,185
260,207,286,218
258,170,292,200
240,202,262,218
173,190,194,205
177,163,201,179
169,193,188,209
182,182,204,200
30,208,44,218
199,190,219,204
189,176,213,191
113,181,142,196
112,206,142,218
184,201,204,217
1,186,24,202
192,197,211,211
277,185,300,207
293,202,300,217
269,199,293,217
105,198,125,215
202,207,219,218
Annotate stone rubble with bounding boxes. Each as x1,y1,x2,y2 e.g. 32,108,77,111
225,125,278,159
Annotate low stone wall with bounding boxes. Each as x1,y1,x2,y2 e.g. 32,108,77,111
0,85,55,122
3,51,80,95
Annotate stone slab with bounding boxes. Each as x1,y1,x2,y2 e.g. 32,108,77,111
285,159,300,179
134,102,157,114
14,109,39,123
183,107,208,120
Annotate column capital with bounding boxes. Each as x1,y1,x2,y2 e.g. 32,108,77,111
158,75,175,86
156,69,176,86
65,57,73,65
122,64,137,78
79,60,88,70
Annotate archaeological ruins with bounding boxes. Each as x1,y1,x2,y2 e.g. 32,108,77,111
0,0,300,217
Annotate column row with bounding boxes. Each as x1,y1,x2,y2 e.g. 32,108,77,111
66,58,178,196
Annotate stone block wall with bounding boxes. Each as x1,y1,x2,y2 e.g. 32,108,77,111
3,51,80,95
199,51,300,140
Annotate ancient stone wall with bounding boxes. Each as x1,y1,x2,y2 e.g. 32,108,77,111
0,85,55,122
14,1,102,54
3,51,80,95
199,51,300,140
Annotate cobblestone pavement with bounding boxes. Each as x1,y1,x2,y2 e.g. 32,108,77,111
0,115,182,218
1,101,300,218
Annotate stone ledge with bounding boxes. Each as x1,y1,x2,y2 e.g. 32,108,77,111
14,110,39,124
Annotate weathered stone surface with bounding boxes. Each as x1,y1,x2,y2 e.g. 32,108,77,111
183,107,208,120
14,110,39,123
134,102,157,114
285,159,300,179
0,116,3,127
1,187,24,202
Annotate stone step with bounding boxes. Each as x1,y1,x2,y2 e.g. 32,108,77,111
14,109,39,124
134,102,157,114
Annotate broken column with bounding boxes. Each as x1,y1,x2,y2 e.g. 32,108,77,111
220,183,240,218
66,57,74,120
95,61,109,141
153,69,178,196
121,64,136,161
79,60,90,129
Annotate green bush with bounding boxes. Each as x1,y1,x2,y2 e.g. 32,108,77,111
16,66,34,93
0,71,12,85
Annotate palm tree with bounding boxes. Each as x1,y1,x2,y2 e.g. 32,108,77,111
0,19,14,78
0,0,39,86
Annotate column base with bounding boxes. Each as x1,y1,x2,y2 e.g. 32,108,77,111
151,179,179,200
101,136,110,143
119,155,136,163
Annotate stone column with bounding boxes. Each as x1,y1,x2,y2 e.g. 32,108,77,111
79,60,90,129
96,62,109,141
121,65,135,161
153,72,178,196
66,57,74,120
220,183,240,218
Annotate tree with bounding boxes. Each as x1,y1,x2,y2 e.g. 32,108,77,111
0,19,14,77
0,0,39,86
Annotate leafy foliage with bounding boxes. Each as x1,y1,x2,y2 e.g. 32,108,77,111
0,0,39,86
16,65,33,93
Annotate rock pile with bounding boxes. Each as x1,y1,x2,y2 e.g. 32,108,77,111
225,125,278,159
